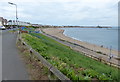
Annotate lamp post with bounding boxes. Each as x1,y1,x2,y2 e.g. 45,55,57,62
8,2,18,28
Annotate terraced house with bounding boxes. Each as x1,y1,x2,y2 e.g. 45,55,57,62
0,17,7,26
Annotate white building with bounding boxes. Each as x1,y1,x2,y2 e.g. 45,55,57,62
8,20,31,26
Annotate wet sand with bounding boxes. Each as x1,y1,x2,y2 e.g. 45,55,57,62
41,28,118,57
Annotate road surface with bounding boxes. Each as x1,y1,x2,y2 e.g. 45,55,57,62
2,30,29,80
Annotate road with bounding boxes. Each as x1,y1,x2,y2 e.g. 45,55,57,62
2,30,29,80
42,32,119,68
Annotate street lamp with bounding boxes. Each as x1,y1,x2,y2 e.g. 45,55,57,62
8,2,18,28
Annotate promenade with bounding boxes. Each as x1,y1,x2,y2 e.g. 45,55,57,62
40,28,119,68
2,31,29,80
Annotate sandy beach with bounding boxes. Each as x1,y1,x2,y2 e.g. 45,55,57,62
41,28,118,57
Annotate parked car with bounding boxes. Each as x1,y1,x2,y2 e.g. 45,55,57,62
0,26,6,30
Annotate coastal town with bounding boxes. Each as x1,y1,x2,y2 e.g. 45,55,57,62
0,17,112,29
0,0,119,81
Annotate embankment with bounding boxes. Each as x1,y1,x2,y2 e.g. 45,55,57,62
41,28,118,57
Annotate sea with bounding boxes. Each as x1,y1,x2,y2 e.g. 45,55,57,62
61,27,119,51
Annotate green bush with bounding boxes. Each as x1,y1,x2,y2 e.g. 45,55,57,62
98,73,112,80
83,69,99,78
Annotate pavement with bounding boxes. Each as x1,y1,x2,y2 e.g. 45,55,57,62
2,30,29,80
0,30,2,81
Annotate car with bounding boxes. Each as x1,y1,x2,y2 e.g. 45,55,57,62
0,26,6,30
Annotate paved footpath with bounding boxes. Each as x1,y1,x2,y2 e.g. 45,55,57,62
0,30,2,81
2,31,29,80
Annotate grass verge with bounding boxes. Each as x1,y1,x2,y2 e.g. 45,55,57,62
21,33,119,81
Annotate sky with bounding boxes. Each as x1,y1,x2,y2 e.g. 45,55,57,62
0,0,119,26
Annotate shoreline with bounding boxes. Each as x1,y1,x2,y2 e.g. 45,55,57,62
62,30,118,52
41,28,118,57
